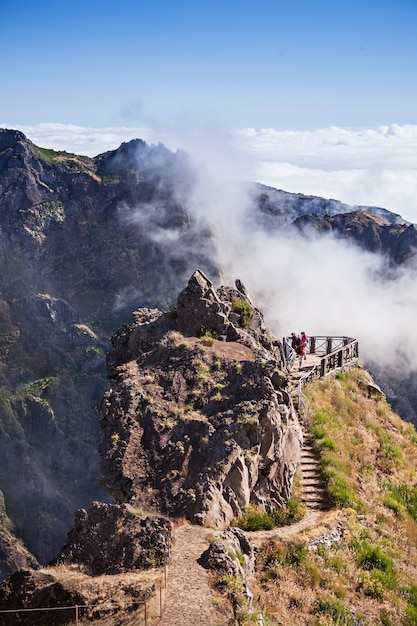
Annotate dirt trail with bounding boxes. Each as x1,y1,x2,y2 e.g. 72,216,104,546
153,523,225,626
153,354,333,624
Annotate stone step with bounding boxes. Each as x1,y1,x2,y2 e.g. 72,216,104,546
301,467,320,474
303,485,326,492
301,450,318,458
303,474,324,488
300,456,319,463
301,470,321,477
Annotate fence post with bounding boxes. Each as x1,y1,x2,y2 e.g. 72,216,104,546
145,600,147,626
160,584,163,617
310,336,316,354
326,337,332,354
75,605,79,625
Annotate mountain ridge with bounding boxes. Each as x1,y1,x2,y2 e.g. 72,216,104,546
0,127,416,579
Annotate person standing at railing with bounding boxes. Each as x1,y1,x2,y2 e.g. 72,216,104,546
298,331,308,369
291,332,300,353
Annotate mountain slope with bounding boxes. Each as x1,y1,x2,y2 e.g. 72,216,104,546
254,367,417,625
0,127,416,577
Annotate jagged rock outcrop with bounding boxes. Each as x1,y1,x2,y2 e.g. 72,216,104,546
199,527,257,621
99,270,302,528
292,210,417,265
51,502,171,575
0,491,39,581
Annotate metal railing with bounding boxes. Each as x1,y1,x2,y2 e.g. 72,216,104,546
284,335,360,422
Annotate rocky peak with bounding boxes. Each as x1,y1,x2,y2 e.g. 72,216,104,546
99,270,301,529
293,210,417,265
0,128,28,152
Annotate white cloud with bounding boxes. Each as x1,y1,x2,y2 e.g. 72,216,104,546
0,122,154,157
233,124,417,223
184,151,417,377
2,120,417,376
3,121,417,223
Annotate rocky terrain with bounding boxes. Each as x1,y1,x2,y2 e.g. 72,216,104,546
292,210,417,266
0,269,302,624
0,127,416,579
99,269,302,525
2,273,417,625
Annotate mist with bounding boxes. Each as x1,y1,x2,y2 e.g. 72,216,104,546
184,158,417,378
6,120,417,377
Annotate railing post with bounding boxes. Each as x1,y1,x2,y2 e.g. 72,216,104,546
310,336,316,354
326,337,332,354
75,605,79,625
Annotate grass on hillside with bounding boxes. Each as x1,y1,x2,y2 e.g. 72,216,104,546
253,367,417,626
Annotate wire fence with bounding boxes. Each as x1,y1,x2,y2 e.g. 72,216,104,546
0,564,168,625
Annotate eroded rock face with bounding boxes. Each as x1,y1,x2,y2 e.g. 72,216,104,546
0,491,39,581
51,502,171,575
0,567,155,626
99,270,302,528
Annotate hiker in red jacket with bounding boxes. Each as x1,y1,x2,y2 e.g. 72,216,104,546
298,331,308,369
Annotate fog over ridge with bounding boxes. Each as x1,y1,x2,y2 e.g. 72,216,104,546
3,121,417,378
182,158,417,378
3,121,417,223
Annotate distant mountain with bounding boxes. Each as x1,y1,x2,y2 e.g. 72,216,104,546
248,181,410,227
291,210,417,265
0,127,416,577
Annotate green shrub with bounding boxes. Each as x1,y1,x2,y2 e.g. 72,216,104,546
232,506,275,531
231,297,253,328
312,597,355,623
383,495,403,514
285,542,308,565
388,483,417,522
272,497,306,526
324,468,361,510
233,499,305,531
218,573,245,594
351,539,394,572
262,541,308,568
406,605,417,626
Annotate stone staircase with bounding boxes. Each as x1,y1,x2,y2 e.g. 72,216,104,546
299,429,329,511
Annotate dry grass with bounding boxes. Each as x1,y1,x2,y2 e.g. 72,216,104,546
252,367,417,625
36,563,165,625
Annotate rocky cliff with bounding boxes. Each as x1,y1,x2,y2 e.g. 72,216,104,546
0,127,416,578
0,129,220,571
292,210,417,266
99,270,302,526
0,270,302,624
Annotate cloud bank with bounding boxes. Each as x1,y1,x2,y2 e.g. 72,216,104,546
3,121,417,224
185,160,417,378
234,125,417,224
2,120,417,375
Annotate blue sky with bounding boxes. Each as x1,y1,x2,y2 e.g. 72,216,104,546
1,0,417,222
1,0,416,129
1,1,417,363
